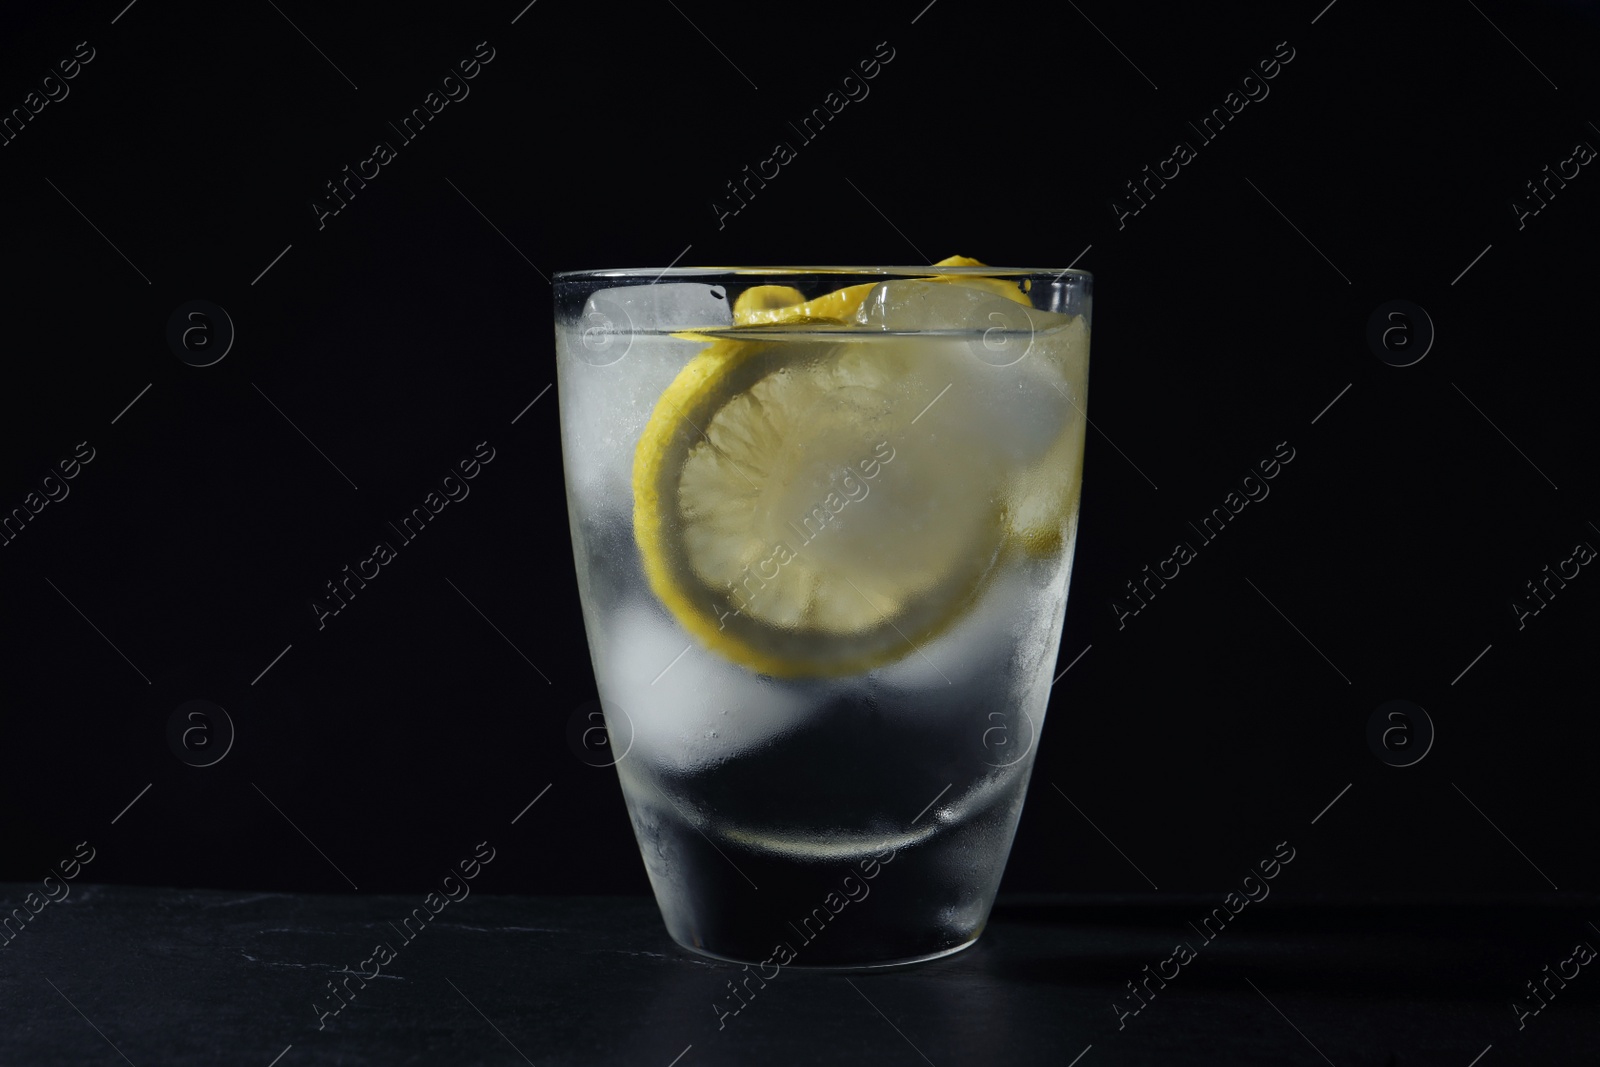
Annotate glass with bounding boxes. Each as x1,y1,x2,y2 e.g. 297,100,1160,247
553,266,1092,967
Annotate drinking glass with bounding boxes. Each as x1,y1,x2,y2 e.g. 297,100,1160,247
554,266,1091,967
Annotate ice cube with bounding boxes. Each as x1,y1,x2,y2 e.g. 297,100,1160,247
854,278,1033,331
558,283,730,515
556,331,680,510
582,281,733,344
601,601,817,772
855,279,1084,465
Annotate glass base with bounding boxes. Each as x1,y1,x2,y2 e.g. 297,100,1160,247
670,930,982,972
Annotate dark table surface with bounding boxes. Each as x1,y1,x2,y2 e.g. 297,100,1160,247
2,886,1596,1066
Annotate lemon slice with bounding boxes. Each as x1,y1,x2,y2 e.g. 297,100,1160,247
634,260,1087,676
732,256,1028,326
732,282,875,325
1003,314,1090,556
1006,416,1086,556
634,304,1008,678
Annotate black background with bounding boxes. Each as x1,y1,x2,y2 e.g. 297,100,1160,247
1,0,1596,907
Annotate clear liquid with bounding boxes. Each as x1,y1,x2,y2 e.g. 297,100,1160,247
557,321,1086,965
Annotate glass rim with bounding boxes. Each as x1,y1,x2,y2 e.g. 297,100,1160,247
553,265,1092,282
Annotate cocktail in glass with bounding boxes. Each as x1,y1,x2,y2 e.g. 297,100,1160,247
554,264,1091,967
